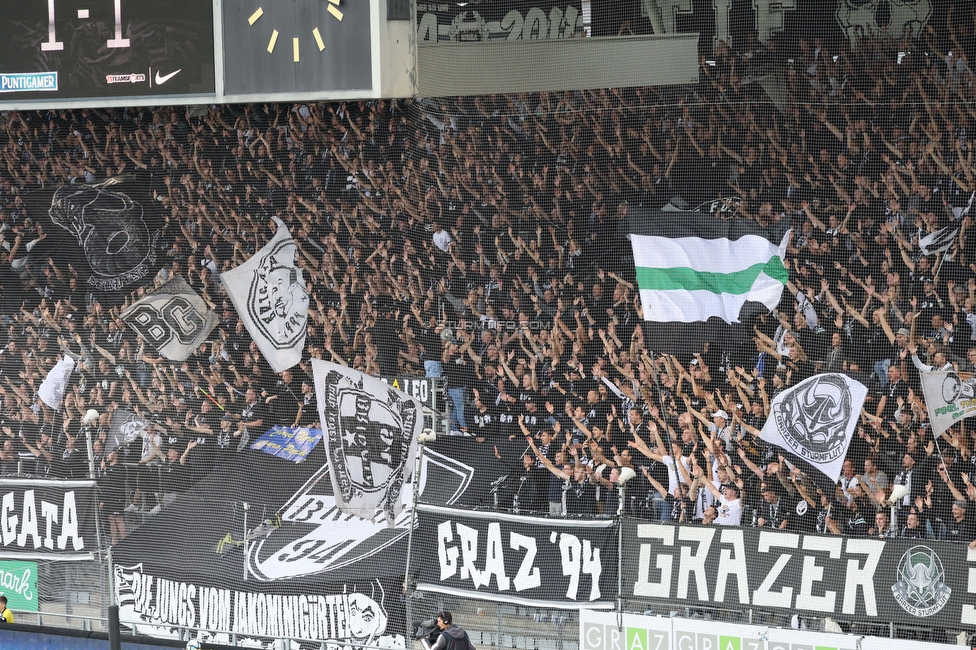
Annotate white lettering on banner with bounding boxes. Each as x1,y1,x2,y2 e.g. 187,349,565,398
418,5,583,43
435,520,604,600
383,378,431,406
0,489,84,551
456,523,482,584
753,532,799,607
676,527,713,601
633,524,674,598
640,0,793,43
1,492,15,545
751,0,795,43
17,490,39,548
556,532,603,601
438,521,459,579
117,565,403,648
510,532,541,591
797,536,841,612
0,566,33,601
630,525,886,617
714,529,749,604
484,523,510,591
842,539,882,616
712,0,732,50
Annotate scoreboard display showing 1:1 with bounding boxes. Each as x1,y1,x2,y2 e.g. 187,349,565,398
0,0,216,101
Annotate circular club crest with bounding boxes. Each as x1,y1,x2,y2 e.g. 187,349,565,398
892,545,951,617
774,375,852,462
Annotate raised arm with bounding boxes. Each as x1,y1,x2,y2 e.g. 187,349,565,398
526,436,571,481
640,466,670,499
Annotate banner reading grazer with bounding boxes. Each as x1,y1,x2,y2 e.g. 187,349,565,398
413,505,617,609
621,520,976,628
0,478,97,561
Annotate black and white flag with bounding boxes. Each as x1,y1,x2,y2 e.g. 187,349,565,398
222,217,308,372
919,226,959,256
919,370,976,438
311,359,421,520
121,276,217,362
47,178,161,291
106,409,157,459
759,373,867,484
38,356,74,409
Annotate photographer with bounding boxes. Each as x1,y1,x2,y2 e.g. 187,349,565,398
425,611,475,650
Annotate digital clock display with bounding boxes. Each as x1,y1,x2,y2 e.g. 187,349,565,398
0,0,215,100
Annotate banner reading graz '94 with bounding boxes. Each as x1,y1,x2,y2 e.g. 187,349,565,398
417,1,584,43
621,520,976,628
413,505,617,609
0,478,97,561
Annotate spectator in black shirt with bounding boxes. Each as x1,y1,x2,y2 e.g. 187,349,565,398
757,484,791,530
235,387,268,446
947,499,976,548
267,368,302,427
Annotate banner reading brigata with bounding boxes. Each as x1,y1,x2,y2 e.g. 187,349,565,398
413,505,617,609
620,520,976,628
0,478,97,560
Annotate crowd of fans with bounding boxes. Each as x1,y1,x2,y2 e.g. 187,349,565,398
1,22,976,545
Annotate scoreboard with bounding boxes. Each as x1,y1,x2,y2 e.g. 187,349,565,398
0,0,378,108
0,0,215,101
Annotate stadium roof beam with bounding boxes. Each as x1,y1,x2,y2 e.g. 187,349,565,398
416,33,698,97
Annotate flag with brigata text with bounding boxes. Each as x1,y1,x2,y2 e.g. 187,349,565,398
222,217,309,372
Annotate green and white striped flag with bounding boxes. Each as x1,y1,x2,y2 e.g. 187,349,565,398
630,213,791,323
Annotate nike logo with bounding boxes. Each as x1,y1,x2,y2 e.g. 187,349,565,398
154,69,181,85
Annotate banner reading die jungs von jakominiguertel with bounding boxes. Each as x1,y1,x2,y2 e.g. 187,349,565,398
620,520,976,628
